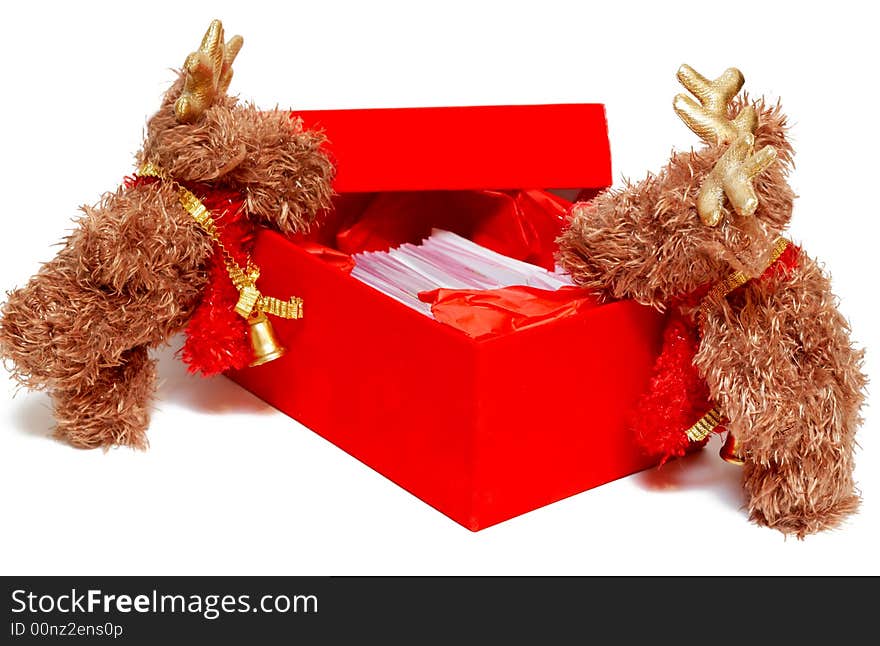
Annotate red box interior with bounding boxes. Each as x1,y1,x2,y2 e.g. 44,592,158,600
226,105,666,530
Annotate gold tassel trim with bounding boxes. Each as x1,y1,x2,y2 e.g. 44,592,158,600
685,407,724,442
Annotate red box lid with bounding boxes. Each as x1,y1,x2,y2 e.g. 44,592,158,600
292,104,611,193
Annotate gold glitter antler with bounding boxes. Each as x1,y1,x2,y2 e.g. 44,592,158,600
174,19,244,123
674,65,753,145
673,64,777,226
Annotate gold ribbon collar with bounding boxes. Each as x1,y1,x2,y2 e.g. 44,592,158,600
139,161,303,324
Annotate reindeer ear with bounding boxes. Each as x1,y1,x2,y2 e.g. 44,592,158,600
175,19,244,123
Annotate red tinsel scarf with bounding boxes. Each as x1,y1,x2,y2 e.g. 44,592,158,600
125,175,256,375
632,243,801,462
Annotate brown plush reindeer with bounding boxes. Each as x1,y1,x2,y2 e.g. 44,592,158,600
0,20,333,449
558,65,867,537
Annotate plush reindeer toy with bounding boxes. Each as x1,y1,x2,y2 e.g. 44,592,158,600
558,66,866,537
0,20,333,449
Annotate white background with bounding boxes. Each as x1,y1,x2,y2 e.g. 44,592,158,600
1,0,877,576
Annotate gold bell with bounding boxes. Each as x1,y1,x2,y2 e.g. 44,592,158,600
720,432,746,465
247,310,286,367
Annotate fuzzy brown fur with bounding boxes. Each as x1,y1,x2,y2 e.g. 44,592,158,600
0,28,333,449
557,96,867,537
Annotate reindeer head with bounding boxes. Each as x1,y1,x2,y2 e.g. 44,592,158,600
668,64,794,279
558,64,794,308
139,19,333,234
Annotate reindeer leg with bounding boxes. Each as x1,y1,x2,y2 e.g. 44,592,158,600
743,449,860,538
52,346,156,450
704,328,863,538
697,254,866,537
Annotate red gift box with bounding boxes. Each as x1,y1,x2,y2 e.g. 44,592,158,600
227,104,666,531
